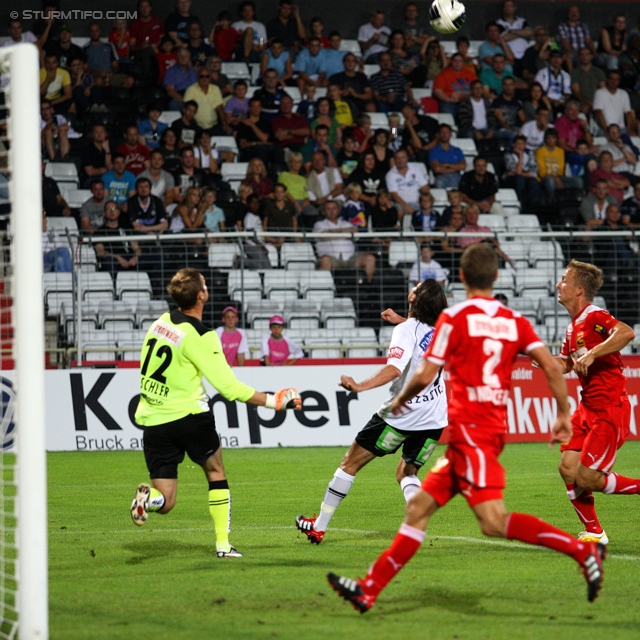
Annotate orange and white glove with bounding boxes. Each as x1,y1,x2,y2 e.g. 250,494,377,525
265,388,302,410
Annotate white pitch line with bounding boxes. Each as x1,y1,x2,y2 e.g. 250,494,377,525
50,525,640,561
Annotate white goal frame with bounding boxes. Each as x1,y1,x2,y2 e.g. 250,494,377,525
2,43,48,639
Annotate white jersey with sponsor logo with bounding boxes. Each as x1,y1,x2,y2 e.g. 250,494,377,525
378,317,448,431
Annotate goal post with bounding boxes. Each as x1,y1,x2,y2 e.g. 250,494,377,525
1,43,48,639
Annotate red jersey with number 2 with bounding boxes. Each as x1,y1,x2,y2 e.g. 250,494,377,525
425,297,544,429
560,304,626,408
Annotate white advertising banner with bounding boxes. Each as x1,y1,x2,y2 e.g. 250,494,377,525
44,366,387,452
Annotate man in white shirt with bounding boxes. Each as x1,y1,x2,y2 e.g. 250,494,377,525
496,0,532,60
358,10,391,62
232,1,268,63
385,148,430,221
534,51,572,115
138,150,176,207
520,105,551,150
599,124,640,186
312,200,375,281
1,18,38,47
593,70,635,134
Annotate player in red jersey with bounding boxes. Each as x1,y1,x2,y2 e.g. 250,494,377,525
555,260,637,546
327,244,606,613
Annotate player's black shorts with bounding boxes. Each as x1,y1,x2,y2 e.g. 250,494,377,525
355,413,443,468
142,412,221,479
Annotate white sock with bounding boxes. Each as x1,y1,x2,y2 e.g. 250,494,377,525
400,475,421,502
315,468,355,532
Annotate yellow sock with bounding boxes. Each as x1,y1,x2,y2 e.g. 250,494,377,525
148,487,165,512
209,481,231,552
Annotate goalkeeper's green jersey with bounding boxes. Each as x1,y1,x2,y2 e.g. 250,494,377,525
135,310,256,426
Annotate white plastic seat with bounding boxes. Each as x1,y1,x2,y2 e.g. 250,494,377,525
281,242,317,269
98,300,136,329
263,270,299,296
539,297,571,321
158,111,181,125
325,317,356,330
135,299,170,327
288,317,320,330
210,136,239,157
320,298,356,323
268,289,299,303
378,326,394,347
208,243,241,268
283,299,320,322
284,87,301,102
78,244,97,271
478,214,506,232
82,329,117,361
529,240,565,266
516,267,551,296
117,329,148,361
494,268,515,295
412,88,433,101
368,112,390,129
497,188,521,210
297,270,335,297
45,162,79,183
305,337,341,359
593,295,607,309
247,301,282,325
455,138,478,157
220,162,249,181
221,62,251,81
116,271,153,301
430,188,448,206
388,241,420,268
339,39,362,57
506,214,541,237
81,272,114,302
66,189,92,209
363,64,380,78
46,216,78,233
498,241,528,267
227,270,262,299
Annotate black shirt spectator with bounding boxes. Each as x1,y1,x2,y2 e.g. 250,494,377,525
80,125,111,187
621,186,640,226
170,101,203,147
400,113,439,151
349,166,385,203
266,1,304,49
329,71,370,97
459,168,499,205
128,193,168,228
253,85,287,124
165,7,200,46
46,40,85,70
371,204,399,229
42,176,68,217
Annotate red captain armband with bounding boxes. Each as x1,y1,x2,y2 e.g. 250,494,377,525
388,346,405,359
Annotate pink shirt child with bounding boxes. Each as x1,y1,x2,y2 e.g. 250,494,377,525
215,326,249,365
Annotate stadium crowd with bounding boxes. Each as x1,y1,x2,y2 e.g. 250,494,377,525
23,1,640,290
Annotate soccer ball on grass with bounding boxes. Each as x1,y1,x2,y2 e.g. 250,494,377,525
429,0,466,35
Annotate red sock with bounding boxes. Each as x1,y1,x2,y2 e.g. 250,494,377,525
603,472,640,495
362,523,425,597
565,482,602,534
505,512,588,563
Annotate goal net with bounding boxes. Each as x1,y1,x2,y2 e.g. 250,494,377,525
0,44,48,639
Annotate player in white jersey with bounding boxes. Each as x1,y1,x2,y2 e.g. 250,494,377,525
296,280,448,544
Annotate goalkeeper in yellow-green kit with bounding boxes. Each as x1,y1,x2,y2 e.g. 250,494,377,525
130,268,301,558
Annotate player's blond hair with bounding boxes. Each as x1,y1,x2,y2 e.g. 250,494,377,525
567,259,603,300
167,268,205,310
460,243,498,290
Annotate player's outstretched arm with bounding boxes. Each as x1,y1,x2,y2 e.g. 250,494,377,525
248,389,302,410
529,345,571,445
389,359,441,415
339,365,400,393
573,321,635,376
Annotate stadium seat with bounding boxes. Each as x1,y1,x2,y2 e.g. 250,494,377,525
496,188,521,210
268,289,299,303
388,241,420,268
324,316,355,330
538,297,571,322
210,136,239,157
339,39,362,57
284,87,301,102
221,62,251,81
529,240,564,266
247,300,282,326
506,214,541,239
320,298,356,324
158,110,181,125
516,267,551,296
208,243,241,268
411,88,432,101
98,300,136,330
263,270,299,296
378,326,394,347
363,64,380,78
47,217,78,233
297,270,335,297
116,271,153,302
221,162,249,181
135,299,170,328
44,162,79,185
227,270,262,300
345,328,378,357
593,295,607,309
245,86,260,99
455,138,478,157
305,337,341,359
284,299,320,323
430,188,448,207
81,329,117,361
117,329,148,361
494,268,515,295
478,214,506,232
281,242,317,269
499,241,528,268
81,272,114,302
288,317,320,330
368,113,390,129
66,189,92,209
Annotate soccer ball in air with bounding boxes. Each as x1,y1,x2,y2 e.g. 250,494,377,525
429,0,466,35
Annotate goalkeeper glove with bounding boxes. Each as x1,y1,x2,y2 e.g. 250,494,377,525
265,388,302,410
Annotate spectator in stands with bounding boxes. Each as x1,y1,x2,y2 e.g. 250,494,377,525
266,0,305,50
129,0,165,78
277,152,310,214
313,200,376,282
205,56,233,96
348,150,386,213
128,177,168,233
302,124,337,170
312,97,342,148
201,187,227,241
260,315,304,366
586,204,637,273
370,52,410,113
171,100,202,147
192,131,221,176
440,188,465,228
138,149,176,207
479,21,515,72
388,30,418,76
67,57,102,116
294,37,328,93
42,212,72,273
386,148,430,219
165,0,199,47
599,124,640,186
369,129,393,173
254,69,286,124
172,145,207,202
138,104,168,150
595,14,627,72
440,209,466,256
236,97,280,164
40,53,72,114
239,193,263,233
570,47,605,116
522,82,552,122
580,178,618,224
261,38,293,86
352,113,373,152
216,306,250,366
323,32,349,80
117,125,150,176
41,162,71,219
457,204,514,265
81,124,112,187
455,36,478,74
400,104,438,164
496,1,532,62
621,182,640,227
183,66,225,133
306,17,330,49
102,153,137,212
555,100,594,153
242,158,274,199
409,242,446,286
479,53,514,98
457,80,498,142
94,201,140,275
536,127,582,204
169,185,204,234
32,4,58,52
264,183,299,244
429,124,466,188
593,71,635,134
589,150,630,203
155,36,177,84
296,83,317,122
80,179,108,234
370,189,399,233
223,80,250,132
159,128,181,172
340,183,367,230
433,53,477,117
503,135,543,210
40,100,70,162
520,106,551,151
186,22,213,68
163,48,198,111
387,113,403,152
411,192,442,231
109,18,131,63
329,53,373,111
207,12,236,62
459,156,504,214
84,23,133,89
402,2,428,54
232,1,268,63
272,94,311,152
358,10,391,63
2,18,37,48
305,152,344,221
492,76,526,143
336,135,360,180
619,35,640,90
411,37,447,87
44,24,84,70
534,50,572,116
519,26,552,83
326,83,355,128
566,138,598,187
556,4,595,68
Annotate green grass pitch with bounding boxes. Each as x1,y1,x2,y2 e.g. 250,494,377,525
48,442,640,640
